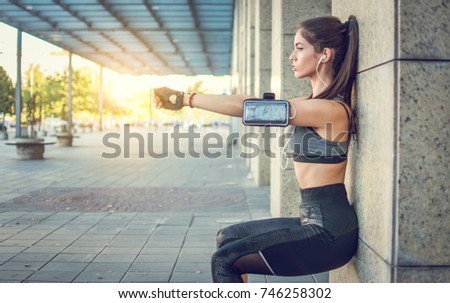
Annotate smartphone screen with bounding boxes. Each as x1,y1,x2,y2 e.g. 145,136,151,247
242,99,290,126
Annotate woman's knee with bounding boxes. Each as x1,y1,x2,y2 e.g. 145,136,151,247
216,226,237,249
216,228,226,249
211,247,243,283
211,248,230,280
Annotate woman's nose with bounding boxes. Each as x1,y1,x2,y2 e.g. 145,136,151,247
289,52,295,61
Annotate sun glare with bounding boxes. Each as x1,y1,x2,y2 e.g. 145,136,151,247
0,22,231,127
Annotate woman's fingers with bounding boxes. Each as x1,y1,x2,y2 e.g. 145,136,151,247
168,94,177,104
154,95,159,108
154,95,175,108
153,87,183,110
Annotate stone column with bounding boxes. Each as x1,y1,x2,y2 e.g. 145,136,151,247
67,52,73,133
270,0,331,217
230,0,249,152
98,65,103,131
14,30,22,138
229,0,242,136
332,0,449,282
244,0,255,170
250,0,273,187
245,0,255,96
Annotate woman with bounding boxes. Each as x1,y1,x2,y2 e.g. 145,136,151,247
154,15,359,283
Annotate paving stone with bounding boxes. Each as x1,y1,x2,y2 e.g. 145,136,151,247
10,253,57,262
0,239,37,247
0,253,15,263
176,253,212,263
140,247,180,255
33,239,74,247
108,239,148,247
23,246,65,254
0,261,46,271
26,270,80,282
92,254,137,263
52,253,97,263
170,271,212,283
143,240,184,248
8,232,48,240
100,247,142,255
182,240,216,249
152,226,189,235
134,254,179,263
71,240,110,247
74,271,125,283
118,228,156,236
83,262,131,273
129,262,174,272
121,271,171,283
173,262,211,273
0,270,35,282
61,246,105,254
149,235,186,242
180,247,215,255
77,234,115,241
39,262,88,272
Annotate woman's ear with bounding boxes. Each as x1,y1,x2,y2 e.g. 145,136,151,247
321,48,333,62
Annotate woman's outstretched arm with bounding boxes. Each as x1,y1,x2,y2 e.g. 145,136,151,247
153,87,251,117
182,94,250,117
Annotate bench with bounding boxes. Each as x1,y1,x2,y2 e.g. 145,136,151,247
5,138,56,160
53,133,80,147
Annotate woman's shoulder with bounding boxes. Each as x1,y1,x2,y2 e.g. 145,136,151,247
289,95,310,102
290,96,342,104
291,96,343,106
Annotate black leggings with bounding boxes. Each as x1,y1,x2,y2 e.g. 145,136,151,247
211,183,358,282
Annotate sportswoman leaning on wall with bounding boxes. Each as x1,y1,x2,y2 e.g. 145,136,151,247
154,15,359,283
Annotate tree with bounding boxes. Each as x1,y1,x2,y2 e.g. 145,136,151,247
22,65,45,131
72,66,97,114
41,72,66,120
0,66,15,124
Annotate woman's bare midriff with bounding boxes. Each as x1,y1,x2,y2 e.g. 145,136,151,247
294,161,348,189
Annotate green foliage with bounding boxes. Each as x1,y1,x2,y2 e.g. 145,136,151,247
22,65,45,124
20,65,98,123
72,66,97,113
188,80,207,94
42,72,66,118
0,66,15,117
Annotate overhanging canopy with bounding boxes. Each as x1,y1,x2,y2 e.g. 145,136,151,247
0,0,234,76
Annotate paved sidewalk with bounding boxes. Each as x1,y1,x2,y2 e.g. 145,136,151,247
0,126,328,283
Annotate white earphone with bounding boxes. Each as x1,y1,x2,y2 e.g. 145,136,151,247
316,54,329,87
319,54,326,63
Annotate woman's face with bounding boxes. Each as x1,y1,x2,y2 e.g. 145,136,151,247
289,29,320,79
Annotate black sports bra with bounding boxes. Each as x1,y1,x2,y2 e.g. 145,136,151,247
291,101,351,164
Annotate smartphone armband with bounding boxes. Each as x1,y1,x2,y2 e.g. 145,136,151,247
242,98,290,127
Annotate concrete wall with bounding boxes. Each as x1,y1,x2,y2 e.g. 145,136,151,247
250,0,273,187
331,0,449,283
231,0,449,282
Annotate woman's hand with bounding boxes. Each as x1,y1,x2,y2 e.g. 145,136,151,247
153,87,184,110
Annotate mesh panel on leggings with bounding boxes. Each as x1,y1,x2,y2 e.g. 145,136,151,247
299,205,323,227
216,218,301,249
